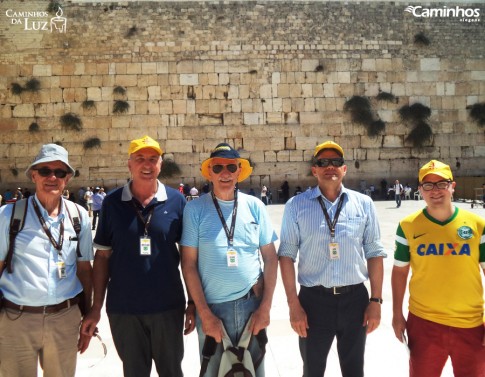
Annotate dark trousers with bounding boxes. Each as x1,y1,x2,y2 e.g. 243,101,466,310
299,284,369,377
108,308,184,377
92,210,100,229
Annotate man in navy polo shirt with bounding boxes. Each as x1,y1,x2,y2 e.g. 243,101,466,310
81,136,195,377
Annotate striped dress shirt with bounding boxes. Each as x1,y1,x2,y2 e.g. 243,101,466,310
278,185,386,288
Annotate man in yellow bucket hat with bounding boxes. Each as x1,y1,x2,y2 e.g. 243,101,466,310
181,142,278,376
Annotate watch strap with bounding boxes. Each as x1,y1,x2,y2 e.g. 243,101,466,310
369,297,383,304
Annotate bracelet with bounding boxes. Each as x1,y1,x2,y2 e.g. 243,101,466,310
187,300,195,306
369,297,383,304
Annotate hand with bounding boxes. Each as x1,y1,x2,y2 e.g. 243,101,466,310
201,312,224,343
184,304,196,335
78,332,92,354
249,306,270,335
80,310,101,338
363,301,381,334
288,301,309,338
392,313,407,342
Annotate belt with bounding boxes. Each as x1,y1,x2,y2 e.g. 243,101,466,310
304,283,363,295
2,296,80,314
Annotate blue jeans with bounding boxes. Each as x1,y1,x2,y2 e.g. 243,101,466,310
395,193,402,207
196,292,265,377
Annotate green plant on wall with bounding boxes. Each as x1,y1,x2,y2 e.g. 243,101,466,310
113,86,127,96
29,122,40,133
467,102,485,127
25,78,41,92
82,100,96,110
399,103,431,124
414,32,430,46
405,121,433,148
343,95,386,137
83,137,101,150
10,168,18,177
376,91,397,103
47,1,62,13
60,113,83,131
399,102,433,148
10,83,23,95
159,159,181,178
113,100,130,114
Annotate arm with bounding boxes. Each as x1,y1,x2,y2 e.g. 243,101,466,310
482,268,485,346
279,256,308,338
250,243,278,335
80,249,111,338
391,264,410,342
363,256,384,334
181,245,224,343
76,260,93,353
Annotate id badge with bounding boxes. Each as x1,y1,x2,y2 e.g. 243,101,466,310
140,236,151,256
57,261,67,279
329,242,340,260
227,248,238,267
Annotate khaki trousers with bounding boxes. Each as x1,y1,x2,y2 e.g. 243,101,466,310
0,305,81,377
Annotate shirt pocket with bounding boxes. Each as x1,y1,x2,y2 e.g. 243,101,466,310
244,222,260,248
339,216,366,242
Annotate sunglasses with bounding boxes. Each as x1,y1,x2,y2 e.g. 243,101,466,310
314,158,345,168
211,164,239,174
33,167,69,178
420,180,451,191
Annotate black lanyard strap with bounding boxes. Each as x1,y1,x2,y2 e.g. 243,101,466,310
130,200,154,237
32,198,64,254
211,189,238,246
317,193,345,240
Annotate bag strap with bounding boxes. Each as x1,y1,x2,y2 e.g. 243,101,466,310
63,199,83,258
3,199,29,275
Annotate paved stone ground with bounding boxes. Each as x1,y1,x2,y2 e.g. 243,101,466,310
71,199,485,377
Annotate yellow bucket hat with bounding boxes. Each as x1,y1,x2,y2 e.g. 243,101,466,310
200,143,252,182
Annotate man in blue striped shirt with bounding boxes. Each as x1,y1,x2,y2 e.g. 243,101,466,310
279,140,386,377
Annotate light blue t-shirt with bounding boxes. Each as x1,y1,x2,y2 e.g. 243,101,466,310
0,196,93,306
181,192,277,304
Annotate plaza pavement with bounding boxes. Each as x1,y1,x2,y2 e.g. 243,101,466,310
73,198,485,377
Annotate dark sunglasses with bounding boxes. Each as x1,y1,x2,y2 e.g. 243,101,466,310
314,158,345,168
33,167,69,178
211,164,239,174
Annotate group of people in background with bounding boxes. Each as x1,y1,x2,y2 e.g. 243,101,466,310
0,137,484,377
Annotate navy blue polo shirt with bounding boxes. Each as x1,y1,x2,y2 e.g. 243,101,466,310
94,181,186,315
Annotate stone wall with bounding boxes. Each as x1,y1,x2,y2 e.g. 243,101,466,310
0,0,484,197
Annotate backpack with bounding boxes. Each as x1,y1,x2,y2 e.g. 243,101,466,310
199,314,267,377
2,198,83,276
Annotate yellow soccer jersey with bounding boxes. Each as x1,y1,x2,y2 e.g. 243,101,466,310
395,207,485,328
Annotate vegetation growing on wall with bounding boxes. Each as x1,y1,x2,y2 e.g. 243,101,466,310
29,122,40,133
414,32,430,46
467,102,485,127
83,137,102,150
82,100,96,110
399,103,433,148
113,100,130,114
10,78,41,95
159,159,181,178
60,113,83,131
344,96,386,137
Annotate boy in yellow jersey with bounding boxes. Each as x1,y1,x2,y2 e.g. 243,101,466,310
392,160,485,377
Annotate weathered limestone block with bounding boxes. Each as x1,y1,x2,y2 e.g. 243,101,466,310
87,87,102,101
12,104,34,117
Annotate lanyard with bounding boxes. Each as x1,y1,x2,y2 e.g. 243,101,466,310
131,200,154,237
32,198,64,255
317,194,345,240
211,189,238,247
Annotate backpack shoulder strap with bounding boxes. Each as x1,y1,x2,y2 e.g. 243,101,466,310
4,198,29,274
63,199,83,258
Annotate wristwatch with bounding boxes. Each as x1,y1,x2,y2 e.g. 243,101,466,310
369,297,383,304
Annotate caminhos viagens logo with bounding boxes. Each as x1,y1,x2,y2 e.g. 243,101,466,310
5,6,67,33
405,5,481,23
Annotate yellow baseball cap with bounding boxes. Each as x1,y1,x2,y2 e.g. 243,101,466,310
313,141,344,157
418,160,453,182
128,135,163,156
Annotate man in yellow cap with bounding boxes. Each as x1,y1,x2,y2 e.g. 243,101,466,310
278,140,386,377
180,143,278,376
81,136,195,377
392,160,485,377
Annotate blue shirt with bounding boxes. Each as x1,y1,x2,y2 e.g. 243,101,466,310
93,181,186,314
92,192,104,211
0,196,93,306
278,185,386,287
181,192,277,304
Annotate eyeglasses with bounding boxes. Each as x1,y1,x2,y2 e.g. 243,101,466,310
420,181,452,191
33,167,69,178
314,158,345,168
211,164,239,174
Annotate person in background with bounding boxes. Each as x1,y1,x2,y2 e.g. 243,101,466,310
261,185,268,205
84,187,93,217
91,187,104,231
394,180,403,208
392,160,485,377
81,136,194,377
181,142,278,377
0,143,93,377
279,140,386,377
